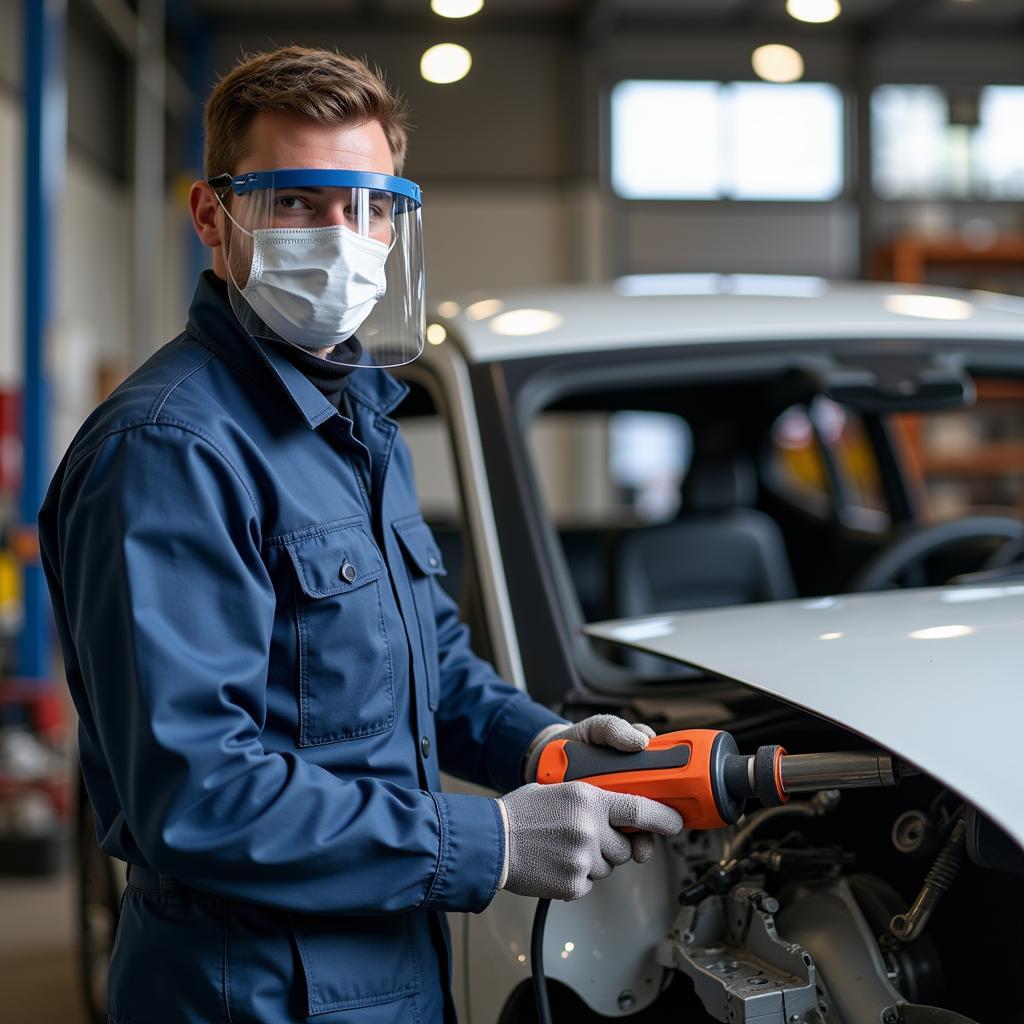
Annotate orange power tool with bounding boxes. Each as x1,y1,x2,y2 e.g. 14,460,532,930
537,728,909,829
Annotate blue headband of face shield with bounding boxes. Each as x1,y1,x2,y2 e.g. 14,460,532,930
210,168,423,207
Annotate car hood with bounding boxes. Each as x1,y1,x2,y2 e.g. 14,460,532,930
585,584,1024,850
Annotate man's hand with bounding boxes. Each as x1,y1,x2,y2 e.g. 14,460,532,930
522,714,661,863
498,782,683,901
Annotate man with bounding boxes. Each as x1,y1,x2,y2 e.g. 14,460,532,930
39,47,683,1023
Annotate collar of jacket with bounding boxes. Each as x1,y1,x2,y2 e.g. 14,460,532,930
185,271,409,429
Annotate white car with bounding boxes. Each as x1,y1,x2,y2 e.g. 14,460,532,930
78,277,1024,1024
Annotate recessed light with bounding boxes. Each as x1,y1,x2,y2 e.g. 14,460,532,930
436,300,461,317
426,323,447,345
752,44,805,84
786,0,841,24
420,44,472,85
431,0,484,17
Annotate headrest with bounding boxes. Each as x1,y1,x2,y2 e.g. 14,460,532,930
682,457,757,511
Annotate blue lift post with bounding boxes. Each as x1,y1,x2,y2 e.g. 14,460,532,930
20,0,67,685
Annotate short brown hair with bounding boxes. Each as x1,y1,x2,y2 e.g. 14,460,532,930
204,46,409,178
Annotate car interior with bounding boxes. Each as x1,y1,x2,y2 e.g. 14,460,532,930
395,360,1024,643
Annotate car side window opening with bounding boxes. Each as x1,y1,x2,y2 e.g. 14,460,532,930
769,398,889,530
892,377,1024,521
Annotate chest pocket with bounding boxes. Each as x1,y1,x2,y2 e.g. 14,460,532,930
286,521,395,746
393,516,447,712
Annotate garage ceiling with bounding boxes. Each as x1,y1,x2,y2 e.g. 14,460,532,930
194,0,1024,31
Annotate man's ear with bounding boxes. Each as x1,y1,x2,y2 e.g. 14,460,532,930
190,180,223,249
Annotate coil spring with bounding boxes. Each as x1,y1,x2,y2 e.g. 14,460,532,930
924,817,966,892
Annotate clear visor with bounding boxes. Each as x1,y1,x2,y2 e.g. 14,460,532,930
212,169,424,367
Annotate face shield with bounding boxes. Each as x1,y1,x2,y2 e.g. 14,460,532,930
210,169,424,367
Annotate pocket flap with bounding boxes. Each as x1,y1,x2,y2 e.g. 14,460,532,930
289,912,420,1014
392,517,447,577
286,524,387,598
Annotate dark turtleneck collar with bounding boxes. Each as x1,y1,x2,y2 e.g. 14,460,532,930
206,271,361,411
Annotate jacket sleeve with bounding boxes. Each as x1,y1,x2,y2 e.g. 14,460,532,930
429,573,566,794
52,423,503,915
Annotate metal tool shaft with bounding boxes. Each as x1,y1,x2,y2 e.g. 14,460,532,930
779,751,905,794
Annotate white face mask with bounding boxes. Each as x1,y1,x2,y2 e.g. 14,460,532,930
233,223,392,351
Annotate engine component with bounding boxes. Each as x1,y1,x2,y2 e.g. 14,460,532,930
658,885,824,1024
890,817,966,942
777,877,905,1024
680,844,854,907
892,810,942,858
724,789,841,861
848,875,944,1007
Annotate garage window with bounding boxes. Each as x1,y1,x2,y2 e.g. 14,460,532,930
872,85,1024,200
610,79,845,201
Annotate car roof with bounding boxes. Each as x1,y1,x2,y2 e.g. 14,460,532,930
430,277,1024,365
586,584,1024,850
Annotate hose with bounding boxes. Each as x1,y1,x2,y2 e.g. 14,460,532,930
531,898,553,1024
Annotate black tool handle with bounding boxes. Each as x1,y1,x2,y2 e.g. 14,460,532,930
561,741,691,782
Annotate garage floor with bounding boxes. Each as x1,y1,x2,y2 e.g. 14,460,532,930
0,867,88,1023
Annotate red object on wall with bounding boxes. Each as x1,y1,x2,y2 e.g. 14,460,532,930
0,390,22,495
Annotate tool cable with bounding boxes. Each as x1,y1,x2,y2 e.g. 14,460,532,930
531,897,553,1024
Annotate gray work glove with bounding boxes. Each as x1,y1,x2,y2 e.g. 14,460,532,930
498,781,683,901
522,714,659,863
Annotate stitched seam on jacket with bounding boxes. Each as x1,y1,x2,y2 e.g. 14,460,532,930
310,982,420,1014
264,513,366,548
422,791,450,909
485,797,504,903
63,421,261,522
147,354,216,420
187,325,274,392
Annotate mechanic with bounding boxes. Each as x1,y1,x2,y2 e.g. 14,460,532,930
38,46,683,1024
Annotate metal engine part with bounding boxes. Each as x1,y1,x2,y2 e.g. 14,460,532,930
658,885,824,1023
890,817,966,942
776,877,907,1024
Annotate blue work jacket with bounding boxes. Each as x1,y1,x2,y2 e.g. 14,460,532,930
39,272,563,1023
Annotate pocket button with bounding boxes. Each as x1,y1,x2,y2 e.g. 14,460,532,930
340,561,358,583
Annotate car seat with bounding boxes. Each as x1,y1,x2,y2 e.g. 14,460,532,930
612,455,797,618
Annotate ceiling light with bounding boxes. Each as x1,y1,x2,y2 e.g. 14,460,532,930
426,323,447,345
420,43,472,85
436,300,461,317
431,0,484,16
786,0,841,24
884,294,974,321
752,44,805,84
488,309,564,337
